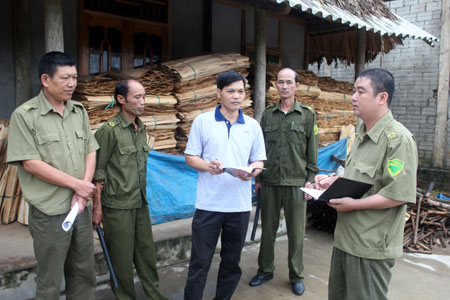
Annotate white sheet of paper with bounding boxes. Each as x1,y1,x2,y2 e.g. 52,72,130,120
62,202,80,232
300,187,325,200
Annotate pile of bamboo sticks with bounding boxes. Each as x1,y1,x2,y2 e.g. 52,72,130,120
0,120,26,225
403,189,450,254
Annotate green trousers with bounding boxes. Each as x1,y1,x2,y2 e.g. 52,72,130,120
28,205,96,300
257,185,306,282
328,247,395,300
102,205,168,300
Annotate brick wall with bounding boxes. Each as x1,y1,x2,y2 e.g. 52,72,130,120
309,0,448,169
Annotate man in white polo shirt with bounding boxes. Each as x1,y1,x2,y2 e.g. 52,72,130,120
183,70,266,300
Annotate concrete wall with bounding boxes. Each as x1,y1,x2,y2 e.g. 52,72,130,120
309,0,448,169
171,0,204,59
0,0,78,119
0,0,16,119
212,2,241,53
281,20,304,69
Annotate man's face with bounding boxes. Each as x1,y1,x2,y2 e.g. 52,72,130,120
216,80,245,113
41,66,78,102
275,69,299,100
352,76,383,120
119,80,146,118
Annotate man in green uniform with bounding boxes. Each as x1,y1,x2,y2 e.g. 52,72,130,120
315,68,418,300
6,51,98,300
92,79,168,300
249,68,319,296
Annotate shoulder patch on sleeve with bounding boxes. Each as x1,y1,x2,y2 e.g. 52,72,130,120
314,124,318,135
387,158,404,177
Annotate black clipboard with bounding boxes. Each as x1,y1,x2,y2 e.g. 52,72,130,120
317,177,373,202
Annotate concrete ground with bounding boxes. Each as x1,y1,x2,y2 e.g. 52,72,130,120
95,227,450,300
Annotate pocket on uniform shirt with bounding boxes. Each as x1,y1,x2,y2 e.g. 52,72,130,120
353,161,377,180
118,145,137,166
75,129,87,155
36,132,62,161
289,125,306,144
264,126,278,142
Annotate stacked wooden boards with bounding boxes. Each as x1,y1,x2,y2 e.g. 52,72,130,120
74,68,179,150
0,120,27,225
265,69,356,146
160,53,252,150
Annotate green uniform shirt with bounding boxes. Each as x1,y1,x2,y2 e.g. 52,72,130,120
94,112,150,209
258,100,319,185
334,111,418,259
6,90,99,215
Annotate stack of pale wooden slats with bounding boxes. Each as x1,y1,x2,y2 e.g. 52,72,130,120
74,68,180,151
161,53,252,150
265,70,356,147
0,120,27,225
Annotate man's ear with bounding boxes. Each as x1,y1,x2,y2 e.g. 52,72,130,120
116,94,126,105
378,91,389,105
41,74,50,88
216,88,221,100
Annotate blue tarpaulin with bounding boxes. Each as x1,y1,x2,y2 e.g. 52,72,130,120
147,151,198,224
147,138,348,224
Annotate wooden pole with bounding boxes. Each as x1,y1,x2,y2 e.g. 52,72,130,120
254,6,266,123
12,0,32,106
44,0,64,52
433,0,449,168
355,29,366,80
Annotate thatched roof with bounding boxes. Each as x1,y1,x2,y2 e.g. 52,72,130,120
272,0,438,65
319,0,397,21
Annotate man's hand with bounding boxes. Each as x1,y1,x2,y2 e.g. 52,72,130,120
254,182,262,195
314,174,337,190
71,193,87,215
328,197,357,212
208,160,224,175
73,179,96,199
303,181,314,201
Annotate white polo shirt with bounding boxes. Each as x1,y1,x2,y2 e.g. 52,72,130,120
185,106,266,212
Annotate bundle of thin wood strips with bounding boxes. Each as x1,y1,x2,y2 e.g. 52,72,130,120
0,120,27,225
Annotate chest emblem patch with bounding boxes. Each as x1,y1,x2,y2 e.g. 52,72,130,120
108,121,115,127
387,158,404,177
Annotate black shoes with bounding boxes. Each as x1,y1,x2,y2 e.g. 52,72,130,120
248,274,274,286
291,281,305,296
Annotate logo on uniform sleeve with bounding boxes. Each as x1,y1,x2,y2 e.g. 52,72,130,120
314,124,318,135
387,158,404,177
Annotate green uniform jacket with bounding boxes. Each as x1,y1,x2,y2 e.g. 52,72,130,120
258,100,319,186
94,112,150,209
335,111,418,259
6,90,98,215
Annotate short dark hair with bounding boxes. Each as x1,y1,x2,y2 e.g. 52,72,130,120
114,79,132,107
216,70,246,90
277,68,300,83
38,51,76,80
357,68,395,106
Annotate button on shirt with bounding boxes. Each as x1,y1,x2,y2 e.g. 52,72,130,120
94,112,150,209
185,106,266,212
258,100,318,186
334,111,418,259
6,90,99,215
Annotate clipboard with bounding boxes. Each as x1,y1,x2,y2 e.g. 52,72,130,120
301,177,373,202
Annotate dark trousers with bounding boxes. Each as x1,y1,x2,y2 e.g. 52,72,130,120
184,209,250,300
328,247,395,300
257,185,306,282
28,205,96,300
102,205,168,300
